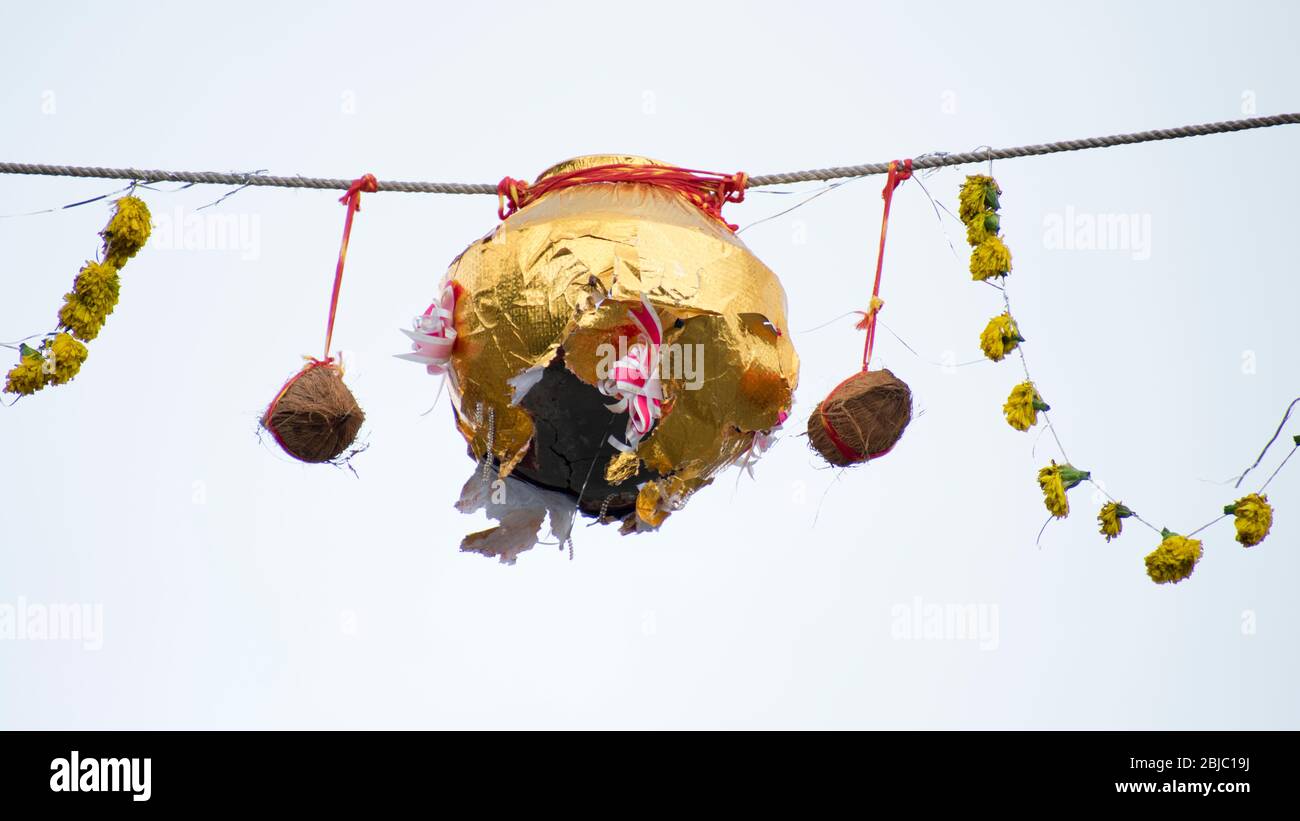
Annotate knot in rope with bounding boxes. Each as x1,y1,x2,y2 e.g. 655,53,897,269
496,176,529,220
339,173,378,210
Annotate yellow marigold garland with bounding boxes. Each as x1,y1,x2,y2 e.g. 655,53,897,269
1003,381,1049,431
1144,530,1202,585
954,174,1287,583
1037,461,1089,519
1097,501,1133,542
3,196,148,396
1225,493,1273,548
979,312,1022,362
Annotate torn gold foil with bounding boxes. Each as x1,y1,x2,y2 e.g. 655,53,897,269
633,475,696,529
605,450,641,485
635,481,672,528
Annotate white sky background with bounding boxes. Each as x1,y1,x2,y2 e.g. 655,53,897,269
1,0,1297,729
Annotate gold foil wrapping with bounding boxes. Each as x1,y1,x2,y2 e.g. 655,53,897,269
441,156,799,530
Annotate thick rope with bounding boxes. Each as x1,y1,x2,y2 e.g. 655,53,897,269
748,113,1300,185
1,114,1296,193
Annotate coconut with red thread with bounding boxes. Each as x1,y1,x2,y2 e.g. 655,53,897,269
807,368,912,467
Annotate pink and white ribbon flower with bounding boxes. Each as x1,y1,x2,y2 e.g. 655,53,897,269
599,296,665,453
396,283,457,376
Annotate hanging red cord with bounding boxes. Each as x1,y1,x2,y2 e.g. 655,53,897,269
497,164,748,231
860,158,912,370
322,173,378,361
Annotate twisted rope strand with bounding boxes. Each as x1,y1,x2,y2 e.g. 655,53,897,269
1,114,1296,194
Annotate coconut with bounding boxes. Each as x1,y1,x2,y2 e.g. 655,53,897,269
808,368,912,467
261,361,364,463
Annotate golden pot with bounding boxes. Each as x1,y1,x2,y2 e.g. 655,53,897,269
438,155,798,529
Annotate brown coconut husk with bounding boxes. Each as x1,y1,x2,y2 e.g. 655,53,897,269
261,361,365,463
807,368,912,467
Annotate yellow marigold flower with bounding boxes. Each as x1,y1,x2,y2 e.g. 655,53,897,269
1097,502,1134,542
958,175,1001,223
965,210,1001,246
101,195,151,267
1144,530,1202,584
3,350,47,396
71,260,121,314
1225,493,1273,548
58,261,121,341
45,332,88,385
979,312,1022,362
1038,464,1069,518
58,298,104,341
1037,461,1089,519
970,235,1012,281
1003,381,1049,431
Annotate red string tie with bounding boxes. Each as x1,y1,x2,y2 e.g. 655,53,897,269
860,159,912,370
495,164,748,232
